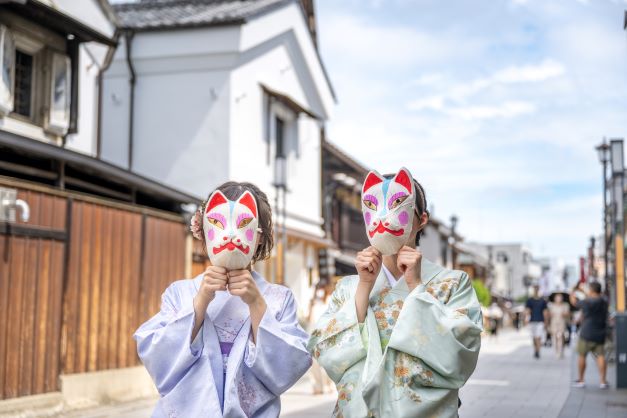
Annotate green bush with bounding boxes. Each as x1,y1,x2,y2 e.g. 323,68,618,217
472,279,491,307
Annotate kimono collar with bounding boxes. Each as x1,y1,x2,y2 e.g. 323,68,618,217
370,257,443,298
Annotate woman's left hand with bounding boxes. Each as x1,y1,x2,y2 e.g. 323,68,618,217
397,245,422,291
228,270,264,306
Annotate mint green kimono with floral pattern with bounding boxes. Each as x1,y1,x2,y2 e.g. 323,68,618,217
307,259,482,418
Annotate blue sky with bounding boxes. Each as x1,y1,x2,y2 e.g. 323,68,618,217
316,0,627,262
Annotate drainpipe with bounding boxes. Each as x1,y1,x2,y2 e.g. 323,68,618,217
96,31,119,159
124,30,136,171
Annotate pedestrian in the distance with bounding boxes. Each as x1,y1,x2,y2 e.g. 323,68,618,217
134,182,311,417
548,293,569,359
487,302,504,338
308,167,482,417
525,285,548,359
570,282,609,389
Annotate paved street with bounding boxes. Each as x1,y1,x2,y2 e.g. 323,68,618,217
460,329,571,418
51,327,627,418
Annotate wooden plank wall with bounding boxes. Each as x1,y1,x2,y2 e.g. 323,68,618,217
140,217,187,326
0,189,66,399
0,180,189,400
62,202,143,374
62,202,188,374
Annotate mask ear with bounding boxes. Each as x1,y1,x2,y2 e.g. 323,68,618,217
237,190,258,218
393,167,414,194
205,190,228,214
362,170,384,193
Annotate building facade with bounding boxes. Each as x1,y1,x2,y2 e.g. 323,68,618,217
101,0,335,318
0,0,200,410
466,242,541,299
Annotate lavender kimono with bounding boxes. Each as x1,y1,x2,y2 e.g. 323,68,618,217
308,259,482,418
134,271,311,417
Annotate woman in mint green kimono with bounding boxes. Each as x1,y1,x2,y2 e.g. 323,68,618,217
308,168,482,418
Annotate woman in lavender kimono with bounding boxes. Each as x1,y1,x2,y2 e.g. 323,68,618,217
308,168,483,418
135,182,311,418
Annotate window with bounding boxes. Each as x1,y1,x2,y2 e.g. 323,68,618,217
13,49,33,118
0,22,72,136
47,52,71,134
275,116,285,158
0,24,15,115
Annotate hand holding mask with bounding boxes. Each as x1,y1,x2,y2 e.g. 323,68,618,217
361,167,416,256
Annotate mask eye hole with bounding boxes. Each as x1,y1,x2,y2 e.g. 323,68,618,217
362,194,378,211
208,217,224,229
238,217,253,229
363,200,377,210
388,192,409,210
207,213,226,230
391,195,408,209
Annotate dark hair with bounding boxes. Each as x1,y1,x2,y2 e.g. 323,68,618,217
382,174,429,246
589,281,602,295
201,181,273,263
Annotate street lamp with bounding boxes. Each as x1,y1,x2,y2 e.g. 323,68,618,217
596,139,610,294
273,154,287,284
450,214,458,269
610,139,625,314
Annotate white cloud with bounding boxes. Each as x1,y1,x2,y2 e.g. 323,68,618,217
493,59,565,83
406,59,565,118
448,101,536,120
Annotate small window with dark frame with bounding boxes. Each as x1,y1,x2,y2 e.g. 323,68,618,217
14,49,33,118
275,116,285,158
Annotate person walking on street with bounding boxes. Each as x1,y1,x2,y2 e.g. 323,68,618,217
548,293,569,359
525,285,548,359
570,282,609,389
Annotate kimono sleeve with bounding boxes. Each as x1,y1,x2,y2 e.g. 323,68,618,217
133,282,204,395
388,272,483,389
307,278,367,383
243,289,312,396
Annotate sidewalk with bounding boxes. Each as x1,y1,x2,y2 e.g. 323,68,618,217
459,328,571,418
557,336,627,418
49,375,336,418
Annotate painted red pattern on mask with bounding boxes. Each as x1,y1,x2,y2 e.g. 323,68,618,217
363,171,384,192
238,191,258,218
394,169,412,193
213,241,250,255
368,221,405,238
206,191,228,213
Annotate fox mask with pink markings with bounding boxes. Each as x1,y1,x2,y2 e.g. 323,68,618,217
361,167,416,256
203,190,259,270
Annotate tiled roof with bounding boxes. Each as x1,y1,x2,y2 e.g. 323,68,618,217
112,0,292,30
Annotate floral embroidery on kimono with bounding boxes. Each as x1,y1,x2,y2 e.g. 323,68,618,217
307,258,483,418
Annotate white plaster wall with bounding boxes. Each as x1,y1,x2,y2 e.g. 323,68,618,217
65,44,107,156
101,30,235,197
101,37,131,167
132,68,231,198
239,2,333,119
230,42,323,237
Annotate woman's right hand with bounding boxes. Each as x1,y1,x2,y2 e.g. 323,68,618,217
355,246,382,285
196,266,228,305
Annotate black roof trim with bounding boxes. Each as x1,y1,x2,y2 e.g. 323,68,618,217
0,129,199,205
1,0,116,46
